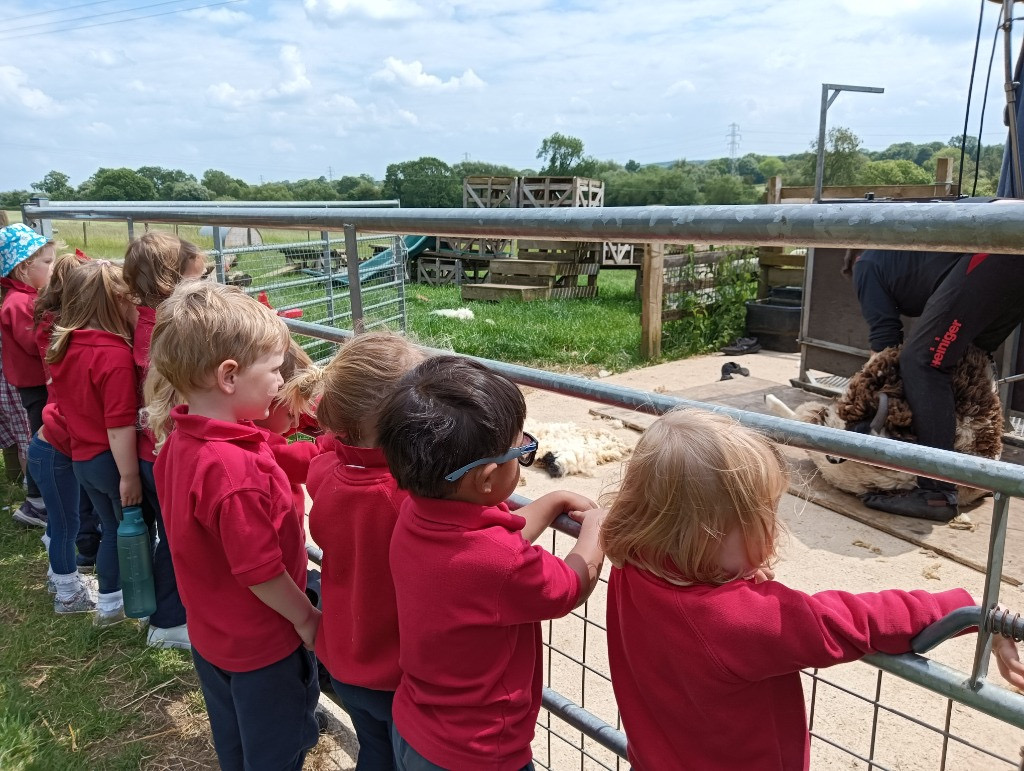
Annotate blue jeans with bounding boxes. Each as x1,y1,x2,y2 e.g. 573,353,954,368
330,677,396,771
28,435,79,574
17,386,47,498
140,460,186,629
391,726,535,771
73,450,126,595
192,645,320,771
76,493,100,560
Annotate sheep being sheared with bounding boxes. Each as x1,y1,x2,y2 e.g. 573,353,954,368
525,420,632,478
766,345,1001,503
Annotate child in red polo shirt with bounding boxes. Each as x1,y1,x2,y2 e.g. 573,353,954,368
0,223,56,527
147,281,320,771
123,231,207,651
256,338,328,521
377,355,607,771
600,409,1024,771
26,253,100,613
47,260,141,625
302,332,424,771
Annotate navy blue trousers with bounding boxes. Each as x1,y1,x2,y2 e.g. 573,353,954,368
140,460,186,629
192,644,320,771
329,677,395,771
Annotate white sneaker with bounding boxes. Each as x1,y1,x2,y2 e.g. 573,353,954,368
55,588,96,615
93,605,126,627
147,624,191,651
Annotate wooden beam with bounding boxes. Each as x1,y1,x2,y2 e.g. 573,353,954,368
641,242,665,360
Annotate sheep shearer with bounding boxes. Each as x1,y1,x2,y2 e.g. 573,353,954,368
845,241,1024,522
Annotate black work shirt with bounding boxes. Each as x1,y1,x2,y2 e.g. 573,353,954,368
852,249,962,352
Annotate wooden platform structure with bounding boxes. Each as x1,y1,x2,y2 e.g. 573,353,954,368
591,376,1024,586
451,176,604,302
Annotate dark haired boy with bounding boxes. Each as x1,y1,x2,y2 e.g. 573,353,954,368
378,355,606,771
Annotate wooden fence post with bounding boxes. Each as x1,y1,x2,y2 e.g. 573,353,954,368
640,242,664,360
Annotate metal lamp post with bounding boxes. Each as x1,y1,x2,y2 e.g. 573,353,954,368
813,83,885,202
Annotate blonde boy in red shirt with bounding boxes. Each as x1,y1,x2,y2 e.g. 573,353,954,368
378,355,606,771
147,281,320,771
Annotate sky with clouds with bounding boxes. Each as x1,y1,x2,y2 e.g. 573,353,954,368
0,0,1020,190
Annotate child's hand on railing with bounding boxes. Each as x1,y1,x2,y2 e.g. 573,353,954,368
992,606,1024,690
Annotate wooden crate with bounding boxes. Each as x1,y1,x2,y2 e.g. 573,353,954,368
417,255,494,285
463,176,518,208
433,235,513,260
517,176,604,208
461,283,551,302
517,240,601,262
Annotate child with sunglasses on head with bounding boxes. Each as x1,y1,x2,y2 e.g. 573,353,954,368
123,231,207,649
601,408,1024,771
46,260,141,625
146,281,320,771
0,223,56,528
377,355,606,771
295,332,424,771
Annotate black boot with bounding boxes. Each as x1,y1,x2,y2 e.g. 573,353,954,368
860,488,959,523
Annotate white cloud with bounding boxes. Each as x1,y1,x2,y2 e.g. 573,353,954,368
208,46,313,107
84,122,114,137
372,57,485,91
182,7,251,23
665,79,696,96
271,138,297,153
0,66,61,113
127,80,152,94
304,0,426,22
86,49,131,68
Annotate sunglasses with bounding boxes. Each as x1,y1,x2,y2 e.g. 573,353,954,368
443,431,539,483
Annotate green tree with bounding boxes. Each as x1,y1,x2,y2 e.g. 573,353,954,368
137,166,195,199
536,133,586,175
624,160,642,173
333,174,383,200
168,180,212,201
757,156,785,181
858,159,932,186
602,165,700,206
201,169,249,200
948,134,980,160
703,175,756,204
809,126,867,186
291,177,337,200
33,170,75,200
80,168,156,200
382,157,460,207
248,183,294,201
0,190,31,209
735,153,766,184
452,161,521,179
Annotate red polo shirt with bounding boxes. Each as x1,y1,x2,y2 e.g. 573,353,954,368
308,442,407,689
0,278,45,387
265,432,326,519
389,496,582,770
48,329,137,461
607,564,975,771
132,305,157,463
34,311,53,383
41,402,71,458
154,406,308,672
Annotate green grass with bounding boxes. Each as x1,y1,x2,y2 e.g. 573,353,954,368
0,468,209,770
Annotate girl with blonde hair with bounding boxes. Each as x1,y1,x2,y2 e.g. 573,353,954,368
302,332,424,771
602,408,1024,771
47,260,139,625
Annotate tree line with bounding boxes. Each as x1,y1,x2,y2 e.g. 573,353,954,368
1,130,1006,211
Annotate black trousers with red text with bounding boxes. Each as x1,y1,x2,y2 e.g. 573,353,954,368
899,252,1024,491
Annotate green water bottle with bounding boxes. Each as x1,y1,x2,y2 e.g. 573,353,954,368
117,506,156,619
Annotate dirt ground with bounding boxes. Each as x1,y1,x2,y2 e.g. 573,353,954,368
304,350,1024,770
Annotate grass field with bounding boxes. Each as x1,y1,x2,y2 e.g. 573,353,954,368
3,212,755,371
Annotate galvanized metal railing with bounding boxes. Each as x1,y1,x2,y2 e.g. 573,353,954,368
22,199,1024,767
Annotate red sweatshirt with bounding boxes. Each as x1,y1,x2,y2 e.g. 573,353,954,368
307,441,407,689
0,278,45,387
607,564,974,771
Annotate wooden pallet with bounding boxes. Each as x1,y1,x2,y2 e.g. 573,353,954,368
461,283,550,301
518,176,604,208
417,255,493,285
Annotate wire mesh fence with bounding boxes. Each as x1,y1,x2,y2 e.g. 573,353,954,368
208,229,407,364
